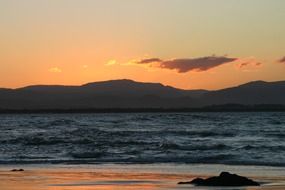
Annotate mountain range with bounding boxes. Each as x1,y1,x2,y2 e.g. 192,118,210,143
0,79,285,110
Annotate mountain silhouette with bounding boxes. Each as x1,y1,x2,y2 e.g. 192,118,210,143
201,80,285,106
0,79,284,110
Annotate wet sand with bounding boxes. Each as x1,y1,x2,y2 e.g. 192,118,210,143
0,164,285,190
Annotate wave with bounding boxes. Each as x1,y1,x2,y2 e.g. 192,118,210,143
0,112,285,168
70,152,105,159
159,142,230,151
265,133,285,138
2,155,285,167
1,129,236,146
239,145,285,151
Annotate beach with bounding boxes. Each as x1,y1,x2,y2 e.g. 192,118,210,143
1,164,285,190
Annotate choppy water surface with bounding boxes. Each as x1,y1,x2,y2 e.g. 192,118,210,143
0,112,284,166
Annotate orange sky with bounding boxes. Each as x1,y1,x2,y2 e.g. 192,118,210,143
0,0,285,90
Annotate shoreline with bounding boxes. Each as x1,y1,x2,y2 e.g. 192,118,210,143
1,163,285,190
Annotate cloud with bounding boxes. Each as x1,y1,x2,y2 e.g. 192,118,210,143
238,62,262,68
160,57,237,73
135,56,237,73
137,58,162,64
278,56,285,63
105,59,117,66
49,67,62,73
236,57,262,69
238,62,250,68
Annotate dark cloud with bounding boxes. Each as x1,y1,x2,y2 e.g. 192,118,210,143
238,61,262,68
279,56,285,63
137,58,162,64
137,56,237,73
239,62,250,68
163,56,238,73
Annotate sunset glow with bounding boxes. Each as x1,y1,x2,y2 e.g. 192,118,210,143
1,0,285,90
0,168,195,190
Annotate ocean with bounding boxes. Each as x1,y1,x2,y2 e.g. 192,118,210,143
0,112,284,167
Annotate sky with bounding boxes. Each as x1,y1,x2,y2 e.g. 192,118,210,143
0,0,285,90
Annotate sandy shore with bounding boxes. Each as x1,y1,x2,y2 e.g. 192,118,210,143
0,164,285,190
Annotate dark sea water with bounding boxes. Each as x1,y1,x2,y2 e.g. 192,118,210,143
0,112,284,166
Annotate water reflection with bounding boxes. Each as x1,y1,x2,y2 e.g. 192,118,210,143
0,168,284,190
